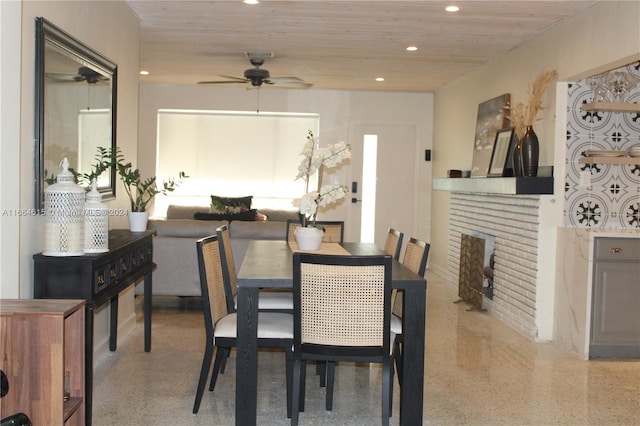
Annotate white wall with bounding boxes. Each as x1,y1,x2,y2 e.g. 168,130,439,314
0,0,22,298
0,0,140,359
138,85,434,243
431,1,640,339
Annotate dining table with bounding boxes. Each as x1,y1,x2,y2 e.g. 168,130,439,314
235,240,427,425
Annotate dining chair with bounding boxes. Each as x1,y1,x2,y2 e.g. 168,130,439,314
192,235,294,417
383,228,404,261
287,219,345,385
391,237,430,387
286,220,345,244
290,253,394,425
217,225,294,312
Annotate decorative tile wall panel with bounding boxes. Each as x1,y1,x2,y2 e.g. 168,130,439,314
565,61,640,228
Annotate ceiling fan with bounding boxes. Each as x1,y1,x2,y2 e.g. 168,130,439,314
198,53,312,89
46,66,109,84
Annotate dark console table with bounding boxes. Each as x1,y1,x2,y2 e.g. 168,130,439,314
33,229,155,425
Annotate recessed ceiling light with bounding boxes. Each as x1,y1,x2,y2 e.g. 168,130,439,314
243,0,259,4
139,70,149,75
376,77,385,82
445,5,459,12
406,46,418,51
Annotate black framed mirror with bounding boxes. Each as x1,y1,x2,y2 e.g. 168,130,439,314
35,17,117,211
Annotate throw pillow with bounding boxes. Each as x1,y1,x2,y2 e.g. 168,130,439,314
209,195,253,214
194,209,258,222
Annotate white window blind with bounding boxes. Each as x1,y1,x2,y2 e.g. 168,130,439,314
156,110,319,210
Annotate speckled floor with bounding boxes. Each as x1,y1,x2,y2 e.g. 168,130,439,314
92,271,639,425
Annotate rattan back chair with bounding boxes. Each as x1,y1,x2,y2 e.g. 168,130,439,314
391,237,429,387
383,228,404,261
217,225,293,312
286,220,345,244
192,235,294,417
290,253,394,425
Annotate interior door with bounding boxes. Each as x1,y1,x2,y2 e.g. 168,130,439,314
348,122,417,248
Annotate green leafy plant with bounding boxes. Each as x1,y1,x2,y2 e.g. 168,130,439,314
44,146,113,188
43,146,187,213
111,147,188,212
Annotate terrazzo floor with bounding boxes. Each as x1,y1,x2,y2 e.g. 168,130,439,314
92,271,639,425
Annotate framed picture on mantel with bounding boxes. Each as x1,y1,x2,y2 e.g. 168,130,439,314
470,93,510,178
488,128,515,177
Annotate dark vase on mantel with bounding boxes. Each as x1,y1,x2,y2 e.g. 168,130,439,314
512,137,523,177
521,125,539,177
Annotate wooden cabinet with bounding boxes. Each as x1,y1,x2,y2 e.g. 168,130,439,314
33,229,155,425
0,299,85,425
590,237,640,358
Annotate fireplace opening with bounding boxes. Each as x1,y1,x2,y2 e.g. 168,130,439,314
456,231,495,310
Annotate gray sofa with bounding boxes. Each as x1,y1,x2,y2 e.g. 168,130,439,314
135,205,298,296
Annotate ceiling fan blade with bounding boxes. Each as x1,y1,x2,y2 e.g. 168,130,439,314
265,79,312,89
45,73,85,82
267,76,304,82
198,80,248,84
198,74,250,84
220,74,250,82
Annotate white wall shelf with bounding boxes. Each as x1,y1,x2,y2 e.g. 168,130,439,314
579,157,640,165
581,102,640,113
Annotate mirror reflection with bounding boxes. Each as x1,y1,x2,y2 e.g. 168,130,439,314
35,17,117,211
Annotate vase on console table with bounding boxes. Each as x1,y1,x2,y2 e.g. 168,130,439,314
128,211,149,233
294,226,324,251
520,125,539,177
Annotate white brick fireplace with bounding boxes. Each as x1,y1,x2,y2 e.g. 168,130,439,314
447,192,554,338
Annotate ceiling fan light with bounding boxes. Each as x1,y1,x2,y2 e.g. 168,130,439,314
406,46,418,51
445,5,459,12
243,0,260,4
376,77,385,82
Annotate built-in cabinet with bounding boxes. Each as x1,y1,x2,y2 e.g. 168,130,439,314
554,229,640,359
590,237,640,358
0,299,85,425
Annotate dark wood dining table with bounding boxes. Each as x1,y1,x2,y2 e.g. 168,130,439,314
236,240,427,425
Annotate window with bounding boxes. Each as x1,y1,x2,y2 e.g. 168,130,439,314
155,110,319,212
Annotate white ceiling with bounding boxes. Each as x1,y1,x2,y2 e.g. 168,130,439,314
127,0,598,92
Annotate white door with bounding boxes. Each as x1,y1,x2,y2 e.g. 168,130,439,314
347,121,418,248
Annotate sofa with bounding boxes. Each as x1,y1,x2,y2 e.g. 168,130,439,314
135,205,299,297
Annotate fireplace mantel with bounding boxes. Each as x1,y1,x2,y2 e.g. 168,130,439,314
433,177,553,195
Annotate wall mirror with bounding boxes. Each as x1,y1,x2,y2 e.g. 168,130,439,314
35,17,117,211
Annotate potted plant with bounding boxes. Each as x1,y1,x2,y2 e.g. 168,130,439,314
106,148,188,231
292,130,350,250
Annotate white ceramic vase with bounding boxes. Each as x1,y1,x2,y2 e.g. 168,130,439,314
294,226,324,250
128,211,149,232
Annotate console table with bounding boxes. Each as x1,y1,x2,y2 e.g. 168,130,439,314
33,229,155,425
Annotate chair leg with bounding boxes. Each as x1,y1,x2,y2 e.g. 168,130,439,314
394,337,403,387
381,359,391,426
325,361,335,411
286,349,293,419
208,346,228,392
300,360,307,412
219,348,229,374
291,358,303,426
318,361,326,387
192,340,214,413
389,358,394,418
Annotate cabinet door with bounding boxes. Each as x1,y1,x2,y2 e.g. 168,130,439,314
590,262,640,358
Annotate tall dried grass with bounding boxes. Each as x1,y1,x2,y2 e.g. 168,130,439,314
506,70,558,139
